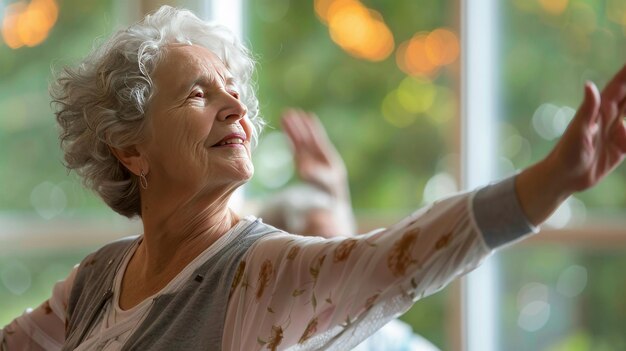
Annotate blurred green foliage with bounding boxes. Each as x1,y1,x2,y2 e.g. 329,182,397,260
246,0,459,211
498,246,626,350
0,0,115,213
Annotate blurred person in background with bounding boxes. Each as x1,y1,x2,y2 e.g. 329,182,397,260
259,109,441,351
1,5,626,351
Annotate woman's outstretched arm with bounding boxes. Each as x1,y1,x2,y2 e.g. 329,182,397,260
223,64,626,351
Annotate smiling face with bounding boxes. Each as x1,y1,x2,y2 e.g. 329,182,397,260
140,44,254,198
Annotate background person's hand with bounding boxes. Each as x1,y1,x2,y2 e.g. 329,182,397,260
517,64,626,226
281,109,349,201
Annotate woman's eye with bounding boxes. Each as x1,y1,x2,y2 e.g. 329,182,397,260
229,90,240,99
191,90,204,98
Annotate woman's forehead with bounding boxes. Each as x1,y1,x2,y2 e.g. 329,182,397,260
153,45,232,92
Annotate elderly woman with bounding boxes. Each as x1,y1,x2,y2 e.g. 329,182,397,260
1,5,625,351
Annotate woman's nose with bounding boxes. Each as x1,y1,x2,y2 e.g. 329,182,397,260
216,91,247,123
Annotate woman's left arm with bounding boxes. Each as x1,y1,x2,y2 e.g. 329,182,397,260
222,64,626,351
223,180,533,351
517,66,626,225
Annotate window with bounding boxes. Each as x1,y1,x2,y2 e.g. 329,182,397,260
491,1,626,350
246,1,461,349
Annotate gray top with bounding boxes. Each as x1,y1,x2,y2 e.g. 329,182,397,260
62,218,279,351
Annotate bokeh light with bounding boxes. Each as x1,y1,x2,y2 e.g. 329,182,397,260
381,88,417,128
397,34,438,77
516,282,551,332
396,76,436,114
538,0,569,15
556,265,588,298
396,28,459,77
425,28,460,66
531,103,575,141
518,300,551,332
29,181,67,219
1,260,31,295
544,196,587,228
1,0,58,49
315,0,394,61
606,0,626,26
254,132,294,189
422,172,458,204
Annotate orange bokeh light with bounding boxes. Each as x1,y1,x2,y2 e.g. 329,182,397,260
397,34,437,77
317,0,395,61
314,0,337,23
2,2,27,49
425,28,459,66
2,0,58,49
538,0,569,15
396,28,460,77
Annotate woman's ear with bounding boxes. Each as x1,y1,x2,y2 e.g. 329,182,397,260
109,145,148,176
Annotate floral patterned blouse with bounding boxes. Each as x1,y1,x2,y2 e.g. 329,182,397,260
1,177,537,350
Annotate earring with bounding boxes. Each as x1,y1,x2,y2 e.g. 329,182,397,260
140,169,148,190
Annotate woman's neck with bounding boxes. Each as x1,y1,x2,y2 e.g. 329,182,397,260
137,194,240,277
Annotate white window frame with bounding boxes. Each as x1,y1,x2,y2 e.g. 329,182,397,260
460,0,499,350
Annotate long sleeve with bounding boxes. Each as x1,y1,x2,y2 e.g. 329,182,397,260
222,177,537,351
0,265,78,351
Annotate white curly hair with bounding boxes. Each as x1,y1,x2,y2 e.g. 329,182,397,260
50,6,262,218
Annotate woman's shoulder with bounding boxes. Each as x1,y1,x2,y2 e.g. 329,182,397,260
80,235,140,267
72,235,140,287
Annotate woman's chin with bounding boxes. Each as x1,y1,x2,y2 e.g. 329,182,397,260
229,163,254,184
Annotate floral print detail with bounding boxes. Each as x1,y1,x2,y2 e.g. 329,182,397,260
387,227,420,277
298,317,318,344
311,293,317,311
287,246,300,260
333,239,357,263
256,259,274,299
258,325,283,351
292,288,306,297
229,260,246,298
435,231,453,250
309,254,326,280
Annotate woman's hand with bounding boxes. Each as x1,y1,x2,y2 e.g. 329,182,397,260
516,64,626,226
280,109,350,200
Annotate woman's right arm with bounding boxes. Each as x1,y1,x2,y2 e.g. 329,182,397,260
0,265,78,351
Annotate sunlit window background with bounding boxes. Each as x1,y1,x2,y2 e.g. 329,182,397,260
494,1,626,350
0,0,625,350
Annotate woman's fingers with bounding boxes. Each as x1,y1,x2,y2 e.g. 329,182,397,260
611,103,626,152
577,81,601,127
600,64,626,126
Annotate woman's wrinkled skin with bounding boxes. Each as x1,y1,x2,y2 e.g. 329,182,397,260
110,45,253,309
